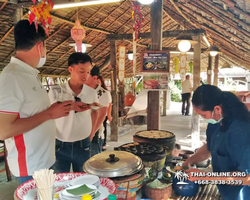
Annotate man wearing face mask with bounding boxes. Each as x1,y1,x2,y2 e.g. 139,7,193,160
0,20,73,185
182,84,250,200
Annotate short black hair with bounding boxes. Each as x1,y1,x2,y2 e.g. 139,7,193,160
14,20,46,51
68,53,92,66
90,66,100,77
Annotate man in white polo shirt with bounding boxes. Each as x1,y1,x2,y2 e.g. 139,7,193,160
48,53,99,173
0,20,72,185
181,74,193,116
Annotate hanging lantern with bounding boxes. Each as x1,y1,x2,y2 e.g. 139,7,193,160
173,57,179,74
71,20,86,52
189,61,193,73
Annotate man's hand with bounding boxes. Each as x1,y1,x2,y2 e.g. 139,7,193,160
108,115,113,122
73,102,90,112
46,101,73,119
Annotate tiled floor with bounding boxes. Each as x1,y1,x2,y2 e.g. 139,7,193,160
0,102,207,200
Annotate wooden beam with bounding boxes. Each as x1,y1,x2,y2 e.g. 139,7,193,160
147,0,163,131
14,7,23,24
207,55,212,84
0,27,14,45
213,55,219,86
38,73,69,78
107,29,205,41
191,34,201,150
51,13,111,34
0,1,7,10
110,40,118,142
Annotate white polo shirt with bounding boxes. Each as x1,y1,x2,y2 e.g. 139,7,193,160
96,85,112,107
96,86,112,138
0,57,56,177
48,82,98,142
182,79,192,94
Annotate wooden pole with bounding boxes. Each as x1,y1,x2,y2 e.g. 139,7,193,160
147,0,163,130
110,41,118,141
213,55,219,86
14,7,23,24
191,34,201,150
207,55,212,84
163,91,167,116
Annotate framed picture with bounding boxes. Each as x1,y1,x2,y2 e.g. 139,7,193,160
141,51,170,73
142,73,169,91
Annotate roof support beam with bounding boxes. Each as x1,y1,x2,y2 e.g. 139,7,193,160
106,29,205,41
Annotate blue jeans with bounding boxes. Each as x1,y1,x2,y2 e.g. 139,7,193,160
91,138,103,157
52,138,91,173
16,176,33,185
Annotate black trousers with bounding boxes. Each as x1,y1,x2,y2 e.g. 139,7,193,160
102,117,108,146
181,93,191,115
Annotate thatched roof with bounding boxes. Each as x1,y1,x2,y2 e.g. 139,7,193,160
0,0,250,78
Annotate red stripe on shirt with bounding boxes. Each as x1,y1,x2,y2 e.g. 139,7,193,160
13,114,28,177
0,111,19,115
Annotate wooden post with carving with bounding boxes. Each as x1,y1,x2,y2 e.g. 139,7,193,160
110,41,118,141
191,34,201,150
213,55,219,86
207,55,212,85
147,0,163,130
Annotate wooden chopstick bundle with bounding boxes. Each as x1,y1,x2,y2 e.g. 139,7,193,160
33,169,56,200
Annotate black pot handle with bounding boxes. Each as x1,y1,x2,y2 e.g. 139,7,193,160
106,154,120,163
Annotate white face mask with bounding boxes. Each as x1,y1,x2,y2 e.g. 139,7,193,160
37,45,46,68
201,111,223,124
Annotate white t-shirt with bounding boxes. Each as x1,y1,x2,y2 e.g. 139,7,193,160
48,82,98,142
182,80,192,94
0,57,56,177
95,86,112,138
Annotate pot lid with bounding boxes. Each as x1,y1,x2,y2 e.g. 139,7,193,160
83,151,143,177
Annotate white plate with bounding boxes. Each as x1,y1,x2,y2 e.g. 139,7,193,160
69,175,100,187
15,173,117,200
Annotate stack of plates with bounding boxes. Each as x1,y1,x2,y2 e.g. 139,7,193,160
59,184,101,200
65,175,100,189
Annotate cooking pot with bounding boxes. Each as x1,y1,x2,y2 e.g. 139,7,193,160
133,130,176,162
84,151,144,200
83,151,143,178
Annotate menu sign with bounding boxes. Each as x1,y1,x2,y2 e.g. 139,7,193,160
141,51,170,72
142,73,168,91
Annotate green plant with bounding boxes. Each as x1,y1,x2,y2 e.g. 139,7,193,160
171,92,182,102
136,81,143,93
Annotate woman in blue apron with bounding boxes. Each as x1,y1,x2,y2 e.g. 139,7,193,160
183,84,250,200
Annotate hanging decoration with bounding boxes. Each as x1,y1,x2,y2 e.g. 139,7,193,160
173,57,179,74
118,45,126,82
189,61,193,74
71,19,86,52
132,1,144,41
28,0,54,36
179,53,187,81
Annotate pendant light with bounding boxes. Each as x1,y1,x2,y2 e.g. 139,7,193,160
138,0,154,5
173,32,197,53
205,45,221,57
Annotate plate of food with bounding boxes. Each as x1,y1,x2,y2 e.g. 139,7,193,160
144,62,154,70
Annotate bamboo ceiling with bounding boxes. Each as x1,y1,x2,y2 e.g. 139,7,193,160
0,0,250,78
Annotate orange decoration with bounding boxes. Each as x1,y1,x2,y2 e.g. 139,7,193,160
71,20,86,52
28,0,54,35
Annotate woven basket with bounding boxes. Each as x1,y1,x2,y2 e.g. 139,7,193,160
144,182,172,200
